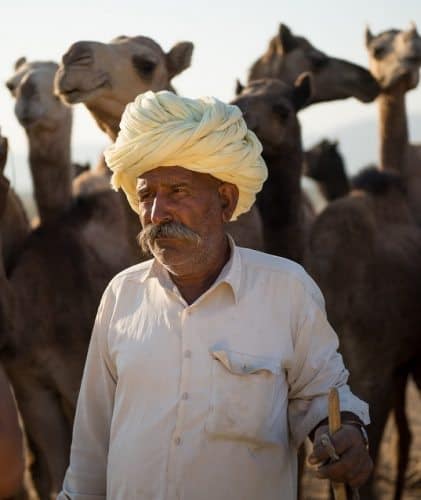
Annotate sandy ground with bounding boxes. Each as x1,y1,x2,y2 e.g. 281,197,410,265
301,380,421,499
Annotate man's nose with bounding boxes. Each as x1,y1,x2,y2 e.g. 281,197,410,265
150,195,173,225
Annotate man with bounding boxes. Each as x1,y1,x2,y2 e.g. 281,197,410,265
59,91,372,499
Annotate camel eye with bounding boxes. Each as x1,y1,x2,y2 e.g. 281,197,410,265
273,104,290,120
373,45,386,59
132,55,157,77
5,81,15,94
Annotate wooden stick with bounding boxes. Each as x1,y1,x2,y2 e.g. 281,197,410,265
329,388,347,500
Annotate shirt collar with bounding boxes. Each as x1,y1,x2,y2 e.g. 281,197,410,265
139,235,242,303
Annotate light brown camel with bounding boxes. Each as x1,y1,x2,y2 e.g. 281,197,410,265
306,167,421,500
231,76,313,262
6,59,74,226
366,24,421,225
55,35,194,140
54,35,264,250
247,23,380,105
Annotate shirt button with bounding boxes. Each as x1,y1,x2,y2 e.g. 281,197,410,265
174,437,181,445
181,392,189,400
184,349,191,358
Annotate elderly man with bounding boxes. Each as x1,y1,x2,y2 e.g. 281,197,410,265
59,91,372,500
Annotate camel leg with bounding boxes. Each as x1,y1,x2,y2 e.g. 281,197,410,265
8,372,71,500
393,366,411,500
350,377,394,500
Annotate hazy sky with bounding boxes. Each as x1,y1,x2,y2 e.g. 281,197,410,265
1,0,421,193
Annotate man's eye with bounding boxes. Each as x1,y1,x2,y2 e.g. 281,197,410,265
173,186,187,194
138,192,153,202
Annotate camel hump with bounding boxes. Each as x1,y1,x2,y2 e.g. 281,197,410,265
351,167,405,196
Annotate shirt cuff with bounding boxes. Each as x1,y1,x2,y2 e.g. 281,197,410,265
288,385,370,447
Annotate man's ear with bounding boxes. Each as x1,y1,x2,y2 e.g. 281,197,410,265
218,182,239,223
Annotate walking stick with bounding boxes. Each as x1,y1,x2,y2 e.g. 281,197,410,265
328,388,347,500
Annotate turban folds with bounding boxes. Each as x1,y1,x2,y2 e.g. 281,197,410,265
104,91,268,220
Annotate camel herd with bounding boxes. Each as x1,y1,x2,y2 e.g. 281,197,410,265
0,22,420,500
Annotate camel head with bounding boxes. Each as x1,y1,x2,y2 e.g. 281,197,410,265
231,75,312,156
54,35,194,139
303,139,342,180
6,58,71,132
248,23,379,105
365,23,421,91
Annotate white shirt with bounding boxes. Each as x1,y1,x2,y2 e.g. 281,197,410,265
59,243,369,500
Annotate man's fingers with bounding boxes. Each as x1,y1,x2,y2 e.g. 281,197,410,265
315,445,373,486
309,425,362,464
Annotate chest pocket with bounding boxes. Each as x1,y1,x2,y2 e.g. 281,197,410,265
205,349,286,447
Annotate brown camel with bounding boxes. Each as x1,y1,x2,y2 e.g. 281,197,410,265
54,35,264,250
306,167,421,500
231,76,313,262
0,135,29,272
2,65,138,496
248,23,379,105
303,139,350,201
366,24,421,225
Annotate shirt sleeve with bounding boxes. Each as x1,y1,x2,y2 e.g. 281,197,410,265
58,282,118,500
286,278,370,448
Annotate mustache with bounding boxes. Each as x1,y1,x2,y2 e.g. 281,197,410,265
137,221,202,253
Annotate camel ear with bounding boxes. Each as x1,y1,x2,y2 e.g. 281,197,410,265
292,73,312,111
408,21,419,37
166,42,194,79
14,57,26,70
278,23,297,53
235,79,244,96
365,26,374,47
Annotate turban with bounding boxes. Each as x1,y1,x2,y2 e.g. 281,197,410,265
104,91,268,221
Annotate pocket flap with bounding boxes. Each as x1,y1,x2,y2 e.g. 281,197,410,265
210,349,281,376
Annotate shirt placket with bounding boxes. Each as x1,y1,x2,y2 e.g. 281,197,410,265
166,304,194,500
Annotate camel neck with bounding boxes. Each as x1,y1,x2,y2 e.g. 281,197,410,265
259,143,304,261
26,115,73,225
378,81,409,173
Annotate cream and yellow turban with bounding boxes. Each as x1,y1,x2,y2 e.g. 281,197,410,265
104,90,267,221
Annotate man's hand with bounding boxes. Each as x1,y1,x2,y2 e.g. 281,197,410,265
308,423,373,489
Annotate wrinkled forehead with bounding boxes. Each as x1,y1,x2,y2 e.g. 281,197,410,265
136,166,221,190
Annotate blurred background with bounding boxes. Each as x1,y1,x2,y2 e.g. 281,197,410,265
1,0,420,214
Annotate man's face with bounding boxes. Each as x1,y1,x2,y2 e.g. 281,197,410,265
136,166,236,275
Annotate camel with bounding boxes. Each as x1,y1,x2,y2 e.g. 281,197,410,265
303,139,350,202
54,34,264,250
248,23,380,105
306,167,421,500
6,59,74,226
231,76,313,262
366,24,421,225
2,65,138,495
0,135,29,272
54,35,194,141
